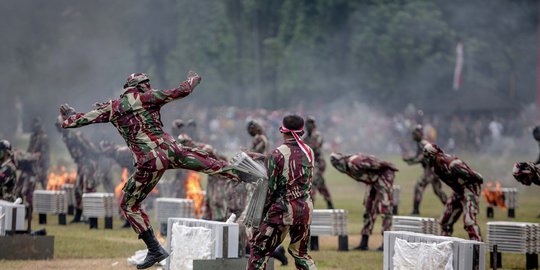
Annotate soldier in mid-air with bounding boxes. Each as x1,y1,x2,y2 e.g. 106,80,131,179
60,71,237,269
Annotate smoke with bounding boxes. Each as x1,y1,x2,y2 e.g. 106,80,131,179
0,1,537,186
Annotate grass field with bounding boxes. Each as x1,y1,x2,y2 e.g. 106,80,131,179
1,153,539,269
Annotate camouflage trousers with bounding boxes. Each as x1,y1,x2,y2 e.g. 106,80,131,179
247,222,317,270
16,172,36,206
310,160,333,206
413,168,447,208
361,170,394,236
440,184,482,241
226,180,249,256
121,144,231,234
74,159,99,209
203,175,228,221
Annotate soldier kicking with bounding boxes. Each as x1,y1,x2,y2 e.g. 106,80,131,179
60,71,237,269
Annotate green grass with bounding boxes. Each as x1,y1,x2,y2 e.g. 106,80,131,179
2,153,540,269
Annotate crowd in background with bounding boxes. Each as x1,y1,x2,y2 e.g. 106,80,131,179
166,101,537,159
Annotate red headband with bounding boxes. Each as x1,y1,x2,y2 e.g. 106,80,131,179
279,126,313,163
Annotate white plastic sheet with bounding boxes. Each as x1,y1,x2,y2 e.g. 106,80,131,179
392,238,453,270
169,224,213,270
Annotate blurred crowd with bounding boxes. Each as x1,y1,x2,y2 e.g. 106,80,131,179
168,101,538,157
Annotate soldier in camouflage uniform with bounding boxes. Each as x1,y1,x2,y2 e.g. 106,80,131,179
171,119,184,139
0,140,17,202
27,118,50,189
423,143,483,241
100,140,135,174
100,140,136,228
330,152,397,251
15,118,50,211
512,162,540,186
60,71,237,269
186,119,199,141
303,117,333,209
55,117,101,223
177,133,229,221
248,114,316,270
403,125,447,215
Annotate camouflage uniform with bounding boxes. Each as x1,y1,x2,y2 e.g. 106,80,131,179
0,156,17,202
178,135,229,221
13,150,40,207
248,138,316,270
235,125,270,255
61,75,235,234
303,130,333,209
512,162,540,186
100,141,135,174
14,119,50,207
403,138,447,213
57,126,101,210
330,153,396,238
424,144,483,241
27,118,50,189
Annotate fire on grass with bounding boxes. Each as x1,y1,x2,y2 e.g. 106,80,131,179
482,181,506,208
46,166,76,190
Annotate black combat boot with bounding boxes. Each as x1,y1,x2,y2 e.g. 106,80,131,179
271,245,288,266
353,235,369,250
327,201,334,209
137,229,169,269
70,209,82,223
411,203,420,215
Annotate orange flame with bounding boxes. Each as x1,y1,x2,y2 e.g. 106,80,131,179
185,171,204,218
482,181,506,208
46,166,76,190
115,168,129,200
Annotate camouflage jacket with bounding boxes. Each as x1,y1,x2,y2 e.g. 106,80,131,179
403,139,430,167
180,138,226,161
12,149,40,174
62,80,196,168
250,134,269,154
28,129,50,171
431,153,483,191
102,144,135,172
518,162,540,185
264,139,314,225
0,158,17,201
59,129,99,164
336,154,398,184
303,130,324,162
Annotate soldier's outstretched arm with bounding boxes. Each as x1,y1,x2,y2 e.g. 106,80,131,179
145,71,202,105
60,102,112,128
